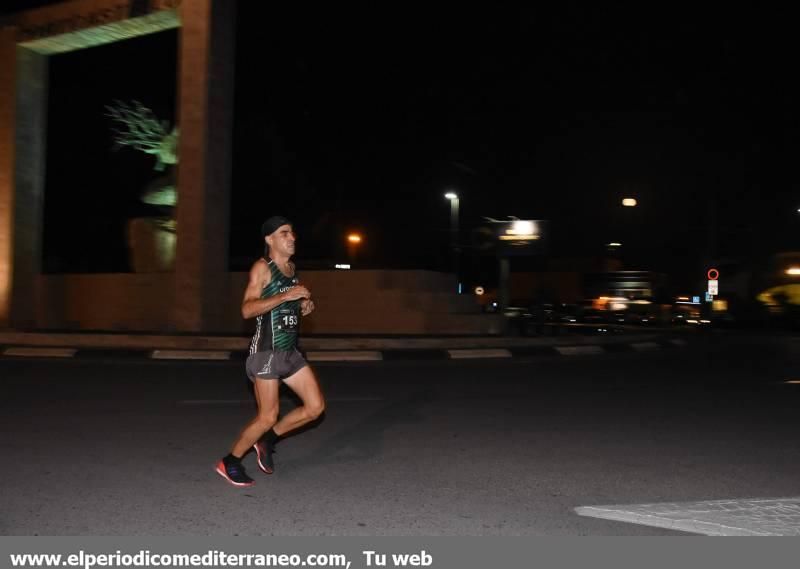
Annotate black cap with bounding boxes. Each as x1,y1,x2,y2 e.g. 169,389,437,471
261,216,292,239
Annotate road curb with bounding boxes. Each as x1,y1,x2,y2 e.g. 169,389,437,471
0,335,691,361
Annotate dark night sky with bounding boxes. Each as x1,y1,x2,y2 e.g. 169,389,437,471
4,2,800,287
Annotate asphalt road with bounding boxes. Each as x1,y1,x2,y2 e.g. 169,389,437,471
2,330,800,536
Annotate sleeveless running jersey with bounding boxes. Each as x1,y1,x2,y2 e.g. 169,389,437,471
249,259,301,353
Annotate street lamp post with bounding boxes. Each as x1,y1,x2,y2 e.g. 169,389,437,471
346,232,362,263
620,197,638,267
445,192,460,292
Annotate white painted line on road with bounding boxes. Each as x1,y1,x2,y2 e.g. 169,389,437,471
576,497,800,536
151,350,231,360
3,347,77,358
179,399,251,405
670,338,687,347
447,349,512,359
631,342,661,351
327,396,385,402
179,396,384,406
306,351,383,361
554,346,605,356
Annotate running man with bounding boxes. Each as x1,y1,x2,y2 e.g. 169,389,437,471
215,216,326,487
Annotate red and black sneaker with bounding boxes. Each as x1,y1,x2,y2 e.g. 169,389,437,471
215,459,255,487
253,441,274,474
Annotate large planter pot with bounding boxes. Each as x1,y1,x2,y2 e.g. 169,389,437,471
127,217,176,272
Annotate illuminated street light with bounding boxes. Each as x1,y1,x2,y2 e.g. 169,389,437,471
444,191,460,292
509,220,535,235
786,267,800,276
622,198,637,207
346,233,362,264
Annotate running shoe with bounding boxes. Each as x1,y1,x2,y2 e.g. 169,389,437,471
215,459,255,487
253,441,274,474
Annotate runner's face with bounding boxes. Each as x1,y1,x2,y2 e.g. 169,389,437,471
268,224,296,256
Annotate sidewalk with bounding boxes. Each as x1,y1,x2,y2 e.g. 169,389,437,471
0,325,691,361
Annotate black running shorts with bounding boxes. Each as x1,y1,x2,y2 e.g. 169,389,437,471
246,349,307,381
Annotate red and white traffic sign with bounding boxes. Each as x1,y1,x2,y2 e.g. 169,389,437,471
707,268,720,296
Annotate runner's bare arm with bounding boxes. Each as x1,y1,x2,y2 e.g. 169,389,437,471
301,298,315,316
241,260,310,319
